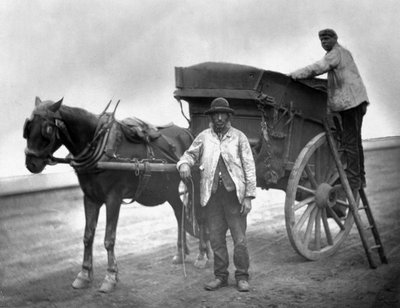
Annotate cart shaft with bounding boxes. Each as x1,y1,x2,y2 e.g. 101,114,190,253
97,161,178,173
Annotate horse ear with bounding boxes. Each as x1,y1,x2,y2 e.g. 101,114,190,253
49,98,63,113
35,96,42,106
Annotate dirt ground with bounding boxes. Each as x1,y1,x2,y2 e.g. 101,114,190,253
1,147,400,308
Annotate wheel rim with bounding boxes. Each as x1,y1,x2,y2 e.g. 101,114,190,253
285,132,357,260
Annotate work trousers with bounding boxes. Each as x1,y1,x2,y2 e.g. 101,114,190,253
205,184,249,282
339,102,367,190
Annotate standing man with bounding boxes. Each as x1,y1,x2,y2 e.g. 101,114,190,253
177,97,256,292
289,28,369,193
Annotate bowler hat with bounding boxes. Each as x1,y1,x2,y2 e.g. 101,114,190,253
204,97,235,115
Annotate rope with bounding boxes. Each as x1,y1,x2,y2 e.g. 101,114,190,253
177,98,191,127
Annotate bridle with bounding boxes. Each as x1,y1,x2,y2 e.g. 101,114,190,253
23,110,74,164
24,100,118,172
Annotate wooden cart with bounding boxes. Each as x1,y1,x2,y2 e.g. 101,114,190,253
173,62,387,267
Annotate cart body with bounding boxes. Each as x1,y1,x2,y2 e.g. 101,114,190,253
174,62,329,190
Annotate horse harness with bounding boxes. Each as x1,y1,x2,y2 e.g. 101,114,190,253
105,121,178,203
24,103,180,203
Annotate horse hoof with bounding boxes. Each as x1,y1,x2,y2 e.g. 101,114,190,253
194,254,209,269
194,258,208,269
72,271,92,289
98,273,118,293
172,254,185,264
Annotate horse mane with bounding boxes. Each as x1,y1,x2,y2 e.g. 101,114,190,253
59,104,99,128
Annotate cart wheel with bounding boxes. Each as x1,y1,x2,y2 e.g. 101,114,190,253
285,132,358,260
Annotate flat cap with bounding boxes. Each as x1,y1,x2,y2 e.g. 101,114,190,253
318,29,338,39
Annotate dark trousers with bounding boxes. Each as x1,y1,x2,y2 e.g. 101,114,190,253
339,102,367,190
205,185,249,282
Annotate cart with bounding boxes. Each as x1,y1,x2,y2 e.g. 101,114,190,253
172,62,387,267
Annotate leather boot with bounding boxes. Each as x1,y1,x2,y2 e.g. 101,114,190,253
204,278,228,291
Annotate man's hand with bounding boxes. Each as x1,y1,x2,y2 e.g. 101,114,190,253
240,197,252,216
179,163,191,181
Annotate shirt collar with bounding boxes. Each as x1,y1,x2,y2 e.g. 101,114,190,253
326,42,340,54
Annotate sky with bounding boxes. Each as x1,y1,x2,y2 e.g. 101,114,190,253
1,0,400,178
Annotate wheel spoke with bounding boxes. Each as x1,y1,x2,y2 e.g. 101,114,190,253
336,199,349,207
326,207,345,230
297,185,315,195
304,206,317,247
324,149,337,181
305,165,318,188
327,172,339,185
321,208,333,245
315,209,321,250
294,196,315,211
315,146,323,182
295,203,315,231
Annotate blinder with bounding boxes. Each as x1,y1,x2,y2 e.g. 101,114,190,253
23,118,31,139
41,120,57,140
23,117,58,140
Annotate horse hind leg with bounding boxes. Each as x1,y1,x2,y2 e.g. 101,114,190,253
194,209,213,269
72,196,101,289
98,195,122,293
188,180,212,269
169,197,190,264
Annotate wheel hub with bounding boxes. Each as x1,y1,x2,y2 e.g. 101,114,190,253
315,183,337,208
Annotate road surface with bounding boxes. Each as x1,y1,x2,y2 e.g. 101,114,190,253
1,146,399,307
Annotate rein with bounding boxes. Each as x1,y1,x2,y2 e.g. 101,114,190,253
44,100,119,172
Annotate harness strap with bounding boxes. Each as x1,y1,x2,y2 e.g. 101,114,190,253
70,114,114,172
145,142,155,160
66,101,119,171
133,162,152,201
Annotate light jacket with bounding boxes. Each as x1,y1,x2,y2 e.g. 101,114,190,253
291,43,369,111
177,123,256,207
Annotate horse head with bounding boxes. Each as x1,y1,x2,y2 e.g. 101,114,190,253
23,97,64,173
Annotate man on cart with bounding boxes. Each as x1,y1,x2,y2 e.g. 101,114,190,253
290,28,369,195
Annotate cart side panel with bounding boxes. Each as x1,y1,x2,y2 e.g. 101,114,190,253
283,81,328,167
253,76,328,190
257,72,328,166
287,116,325,169
260,71,328,124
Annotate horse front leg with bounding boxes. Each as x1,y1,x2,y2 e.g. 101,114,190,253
99,196,122,293
72,195,101,289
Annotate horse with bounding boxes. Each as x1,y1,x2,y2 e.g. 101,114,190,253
23,97,210,293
